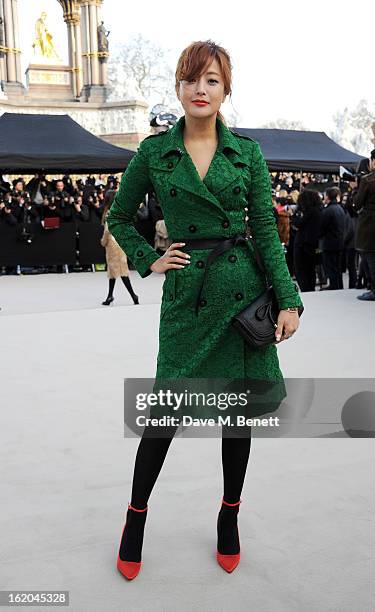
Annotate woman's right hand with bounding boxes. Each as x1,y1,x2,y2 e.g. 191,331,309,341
150,242,191,274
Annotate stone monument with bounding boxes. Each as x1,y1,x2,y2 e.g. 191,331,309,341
0,0,149,149
26,11,71,101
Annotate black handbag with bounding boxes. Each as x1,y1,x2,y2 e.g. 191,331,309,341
231,234,304,348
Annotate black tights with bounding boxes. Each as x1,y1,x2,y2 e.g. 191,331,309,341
130,425,252,509
106,276,137,300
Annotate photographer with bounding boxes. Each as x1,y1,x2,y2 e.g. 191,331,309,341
0,174,11,194
51,180,72,222
353,149,375,301
0,191,17,224
19,193,40,225
0,196,18,225
41,195,63,219
26,174,51,206
72,195,90,223
88,190,105,224
12,178,25,196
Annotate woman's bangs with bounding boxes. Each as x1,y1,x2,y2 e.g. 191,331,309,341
180,49,216,82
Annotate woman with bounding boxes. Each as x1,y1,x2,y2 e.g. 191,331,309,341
107,40,303,579
100,199,139,305
292,189,322,292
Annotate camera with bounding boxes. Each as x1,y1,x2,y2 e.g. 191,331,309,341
18,227,34,244
340,171,364,183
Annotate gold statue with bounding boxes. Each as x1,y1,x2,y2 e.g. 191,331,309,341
32,12,60,61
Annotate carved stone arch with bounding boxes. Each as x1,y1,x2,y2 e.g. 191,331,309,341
56,0,81,23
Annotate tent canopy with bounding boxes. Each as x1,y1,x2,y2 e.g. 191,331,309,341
231,127,365,172
0,112,133,174
0,113,365,175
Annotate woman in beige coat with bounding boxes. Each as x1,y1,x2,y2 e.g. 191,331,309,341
100,198,139,306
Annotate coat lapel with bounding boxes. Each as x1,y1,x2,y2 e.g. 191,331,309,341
159,115,249,216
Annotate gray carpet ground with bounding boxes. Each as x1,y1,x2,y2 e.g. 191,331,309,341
1,271,374,612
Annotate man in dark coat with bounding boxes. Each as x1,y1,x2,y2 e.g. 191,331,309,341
26,174,51,205
319,187,346,290
51,180,72,222
353,149,375,301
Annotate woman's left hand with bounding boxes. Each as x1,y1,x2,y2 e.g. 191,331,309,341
273,310,300,344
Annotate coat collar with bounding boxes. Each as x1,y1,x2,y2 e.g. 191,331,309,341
160,114,242,158
156,115,249,220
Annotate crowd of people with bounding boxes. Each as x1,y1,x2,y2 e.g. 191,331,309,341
1,156,375,301
0,173,118,227
267,161,375,299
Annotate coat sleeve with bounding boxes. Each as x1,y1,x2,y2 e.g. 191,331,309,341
353,178,368,211
106,140,160,278
248,142,303,310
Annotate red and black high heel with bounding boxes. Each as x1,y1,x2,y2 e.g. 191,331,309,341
216,498,241,573
117,503,148,580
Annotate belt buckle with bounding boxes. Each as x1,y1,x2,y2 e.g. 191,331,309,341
233,233,246,246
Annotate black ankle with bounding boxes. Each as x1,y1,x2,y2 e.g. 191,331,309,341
119,506,148,563
217,503,240,555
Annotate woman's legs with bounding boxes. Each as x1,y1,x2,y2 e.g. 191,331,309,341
119,425,178,562
221,429,252,503
119,422,253,562
107,278,116,298
218,426,252,555
121,275,139,304
102,278,116,305
130,426,178,508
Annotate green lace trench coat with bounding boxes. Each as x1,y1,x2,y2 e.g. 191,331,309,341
107,115,303,418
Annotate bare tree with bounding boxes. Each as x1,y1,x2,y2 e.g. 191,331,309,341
107,35,179,110
225,107,242,128
330,99,375,156
259,118,308,130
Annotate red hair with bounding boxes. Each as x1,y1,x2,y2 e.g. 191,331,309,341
175,40,232,125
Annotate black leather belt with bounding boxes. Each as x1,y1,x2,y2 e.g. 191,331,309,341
175,233,249,315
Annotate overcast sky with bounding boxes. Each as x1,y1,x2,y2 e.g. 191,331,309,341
18,0,374,132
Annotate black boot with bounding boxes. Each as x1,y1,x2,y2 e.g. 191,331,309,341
121,275,139,304
102,278,115,305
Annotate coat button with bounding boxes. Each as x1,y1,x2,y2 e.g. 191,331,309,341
221,220,230,228
189,224,197,232
169,293,174,301
228,254,237,263
235,292,243,300
199,298,207,307
196,260,205,268
170,188,177,197
136,249,144,257
233,186,241,194
167,161,174,169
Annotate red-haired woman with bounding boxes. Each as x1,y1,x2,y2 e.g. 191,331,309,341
108,40,303,580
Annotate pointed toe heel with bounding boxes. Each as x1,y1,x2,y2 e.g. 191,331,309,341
216,551,241,573
117,556,142,580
